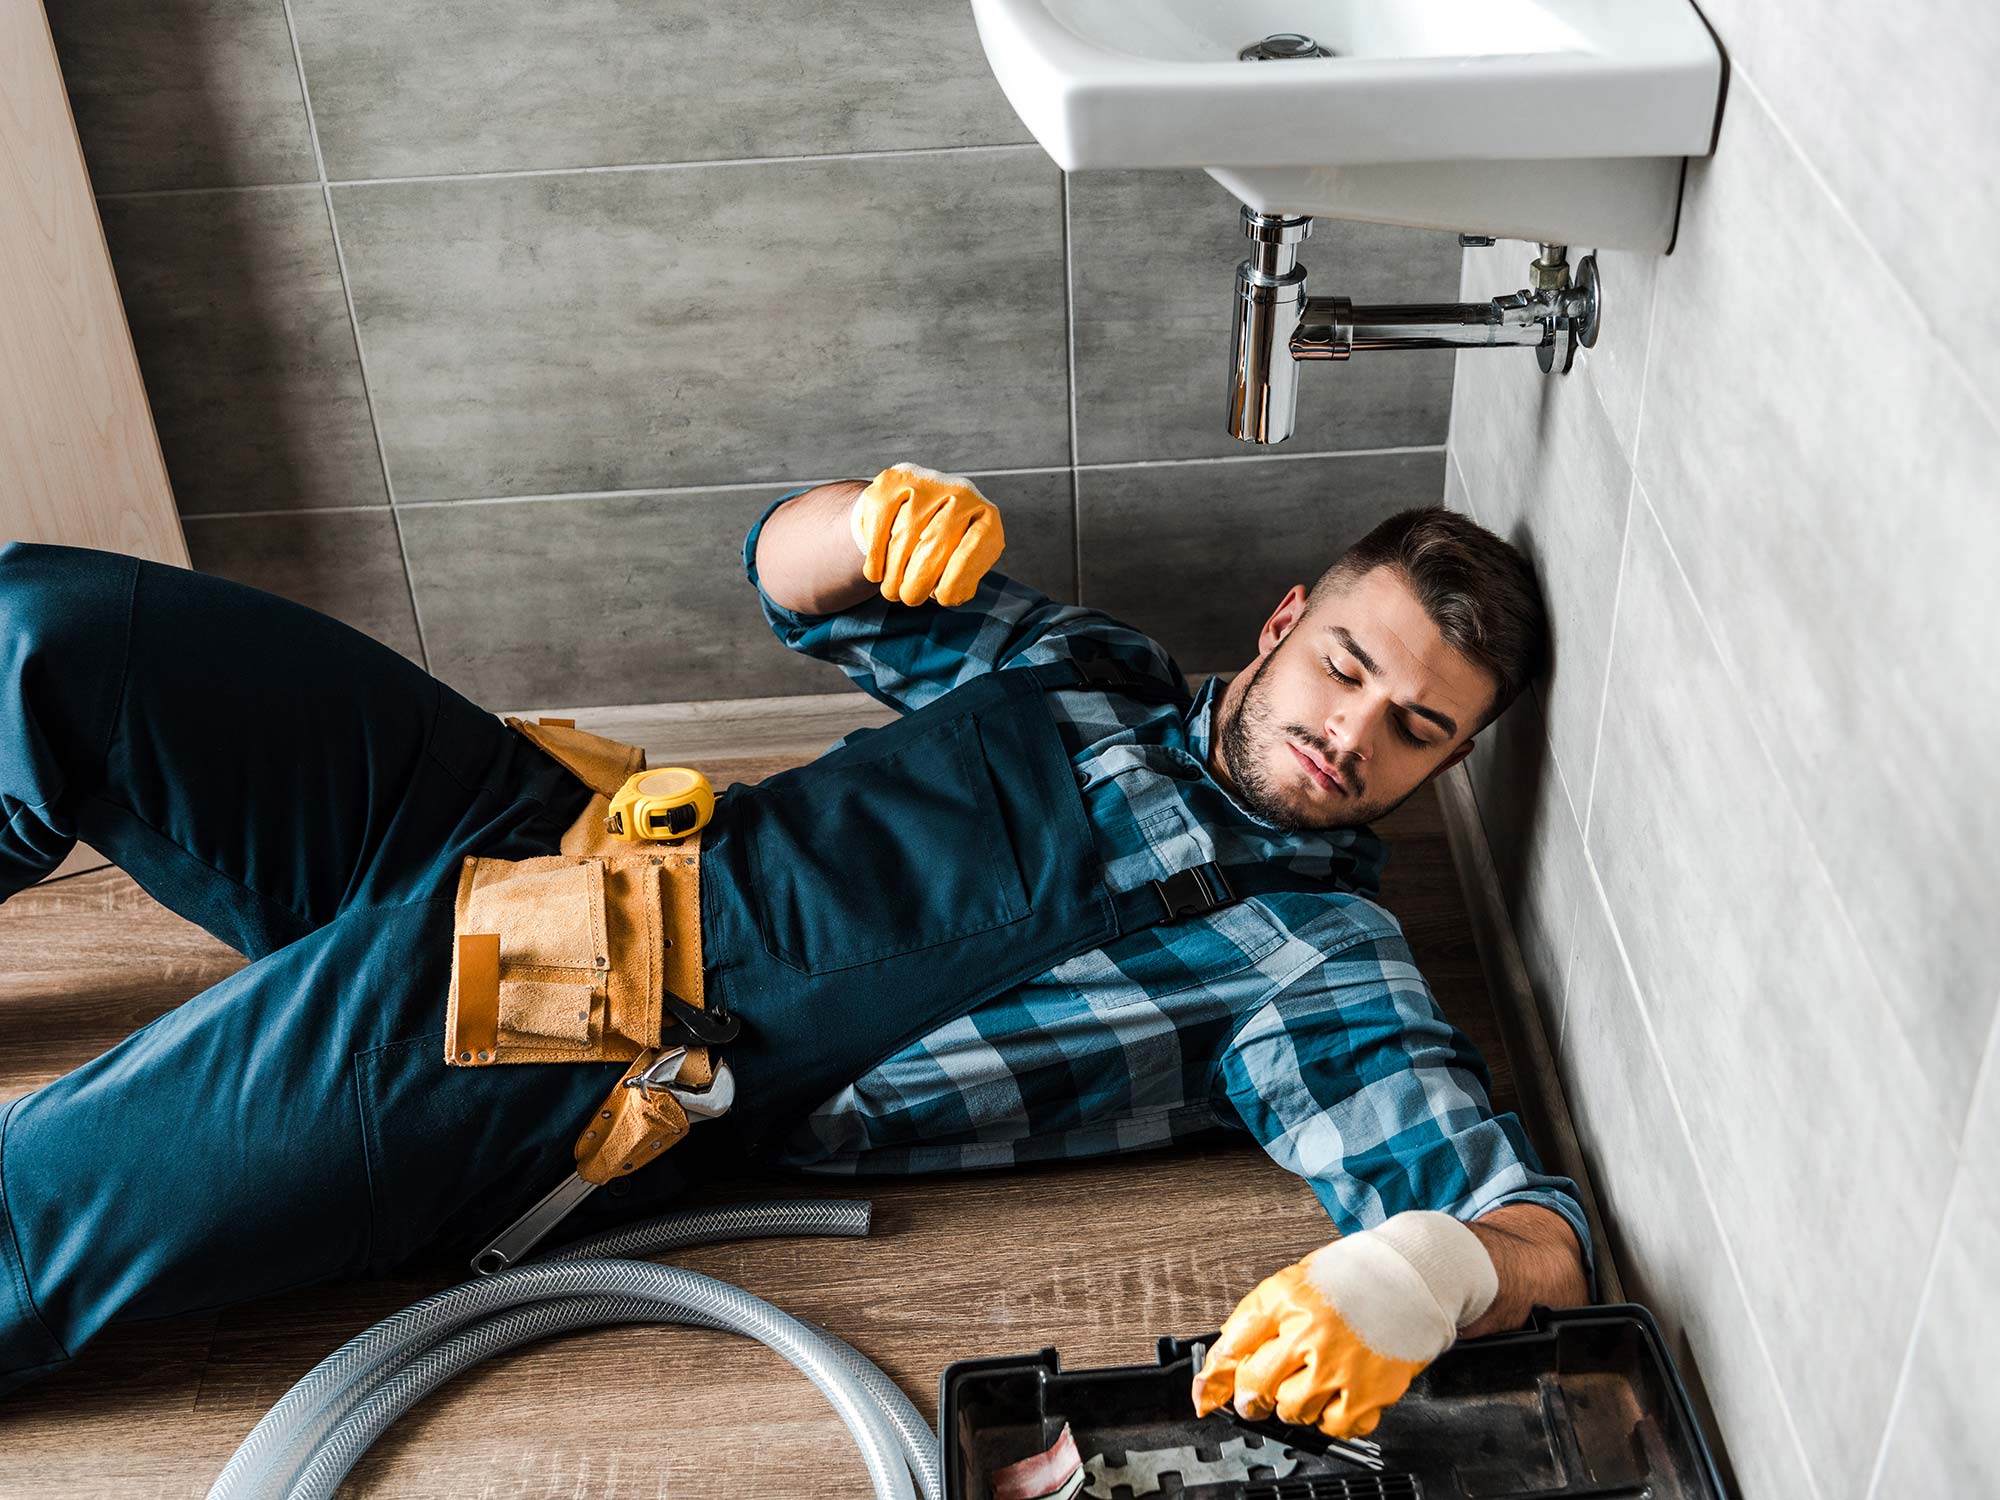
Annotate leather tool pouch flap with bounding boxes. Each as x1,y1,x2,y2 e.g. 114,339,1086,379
574,1053,693,1187
447,850,697,1066
508,716,643,796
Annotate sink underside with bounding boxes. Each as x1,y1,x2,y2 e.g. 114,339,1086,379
973,0,1724,250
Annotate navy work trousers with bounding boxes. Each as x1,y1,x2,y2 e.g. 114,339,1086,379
0,543,676,1393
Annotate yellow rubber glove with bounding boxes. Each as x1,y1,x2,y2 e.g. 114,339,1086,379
850,462,1006,608
1192,1211,1498,1440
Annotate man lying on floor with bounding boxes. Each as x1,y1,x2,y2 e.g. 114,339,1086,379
0,464,1588,1438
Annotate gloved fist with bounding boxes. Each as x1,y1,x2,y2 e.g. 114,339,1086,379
1192,1211,1498,1440
851,462,1006,607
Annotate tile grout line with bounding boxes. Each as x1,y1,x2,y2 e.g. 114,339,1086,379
1580,487,1634,848
1574,849,1832,1500
92,143,1046,202
1862,991,1996,1497
1064,170,1080,604
1580,236,1663,843
94,180,322,202
1727,66,2000,441
182,504,391,522
1072,445,1445,470
1551,901,1580,1064
181,447,1451,521
1532,675,1590,857
1961,993,2000,1160
1869,1006,2000,1497
275,0,433,672
1860,1182,1958,1500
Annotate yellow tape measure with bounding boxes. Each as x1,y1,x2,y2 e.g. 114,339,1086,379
604,767,715,842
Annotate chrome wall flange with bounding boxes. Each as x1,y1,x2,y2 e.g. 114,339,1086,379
1534,247,1601,374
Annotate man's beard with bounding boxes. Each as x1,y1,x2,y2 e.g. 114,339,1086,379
1217,647,1402,831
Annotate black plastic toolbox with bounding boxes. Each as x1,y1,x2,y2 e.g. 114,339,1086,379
941,1305,1730,1500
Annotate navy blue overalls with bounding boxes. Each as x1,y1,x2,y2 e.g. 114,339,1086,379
0,542,1328,1393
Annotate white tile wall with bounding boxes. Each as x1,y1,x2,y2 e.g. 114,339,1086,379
1684,1,2000,406
1561,863,1821,1500
1589,501,1952,1492
1447,25,2000,1496
1635,94,2000,1122
1869,1014,2000,1500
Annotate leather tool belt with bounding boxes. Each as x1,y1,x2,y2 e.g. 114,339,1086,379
446,716,715,1186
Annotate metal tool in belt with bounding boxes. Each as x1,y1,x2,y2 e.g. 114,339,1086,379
473,766,735,1274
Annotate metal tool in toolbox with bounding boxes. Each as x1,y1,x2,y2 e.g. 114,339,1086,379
472,767,733,1275
948,1306,1732,1500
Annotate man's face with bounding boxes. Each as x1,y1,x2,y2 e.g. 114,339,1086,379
1213,566,1497,831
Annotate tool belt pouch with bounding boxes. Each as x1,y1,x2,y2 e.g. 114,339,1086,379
444,718,704,1068
574,1053,695,1187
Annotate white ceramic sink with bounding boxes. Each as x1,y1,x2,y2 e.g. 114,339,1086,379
970,0,1724,250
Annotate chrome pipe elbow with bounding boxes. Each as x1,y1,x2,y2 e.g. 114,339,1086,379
1225,209,1312,443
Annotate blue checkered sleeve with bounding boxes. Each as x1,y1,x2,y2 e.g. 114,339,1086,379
743,487,1188,713
1213,897,1595,1281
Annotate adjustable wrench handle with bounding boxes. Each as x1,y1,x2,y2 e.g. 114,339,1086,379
472,1171,598,1275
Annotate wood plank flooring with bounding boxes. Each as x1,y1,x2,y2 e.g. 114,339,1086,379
0,736,1527,1498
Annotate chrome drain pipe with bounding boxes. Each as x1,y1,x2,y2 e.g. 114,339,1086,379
1228,210,1601,443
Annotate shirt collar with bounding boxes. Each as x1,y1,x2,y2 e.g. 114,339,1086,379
1182,675,1388,898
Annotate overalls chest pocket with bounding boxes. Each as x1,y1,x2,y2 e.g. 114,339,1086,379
744,710,1033,973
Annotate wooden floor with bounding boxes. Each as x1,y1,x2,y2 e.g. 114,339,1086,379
0,735,1524,1498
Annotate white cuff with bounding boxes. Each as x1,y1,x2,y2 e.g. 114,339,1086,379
1302,1212,1499,1362
1371,1211,1499,1331
848,491,870,555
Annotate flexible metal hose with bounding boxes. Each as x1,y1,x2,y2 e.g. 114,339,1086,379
207,1200,939,1500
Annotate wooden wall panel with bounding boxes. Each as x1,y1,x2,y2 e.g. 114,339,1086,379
0,0,184,564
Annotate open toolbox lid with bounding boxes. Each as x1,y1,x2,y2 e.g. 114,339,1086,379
942,1304,1731,1500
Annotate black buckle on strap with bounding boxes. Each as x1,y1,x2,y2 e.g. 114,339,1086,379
1074,657,1135,690
1152,862,1236,922
660,988,740,1046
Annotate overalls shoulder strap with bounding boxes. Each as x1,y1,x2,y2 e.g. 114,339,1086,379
1013,653,1192,705
1010,655,1352,933
1107,858,1351,932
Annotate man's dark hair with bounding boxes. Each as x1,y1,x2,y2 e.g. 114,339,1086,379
1307,507,1548,731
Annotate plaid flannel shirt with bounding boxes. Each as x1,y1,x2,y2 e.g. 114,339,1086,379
746,491,1589,1266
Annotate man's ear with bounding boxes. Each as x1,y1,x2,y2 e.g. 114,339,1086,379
1431,737,1476,779
1258,585,1311,657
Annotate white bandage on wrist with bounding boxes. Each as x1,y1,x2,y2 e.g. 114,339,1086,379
1302,1211,1500,1362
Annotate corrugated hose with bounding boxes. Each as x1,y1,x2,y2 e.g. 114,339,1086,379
205,1198,941,1500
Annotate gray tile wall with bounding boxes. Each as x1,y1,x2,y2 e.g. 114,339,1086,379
53,0,1457,705
1448,37,1999,1500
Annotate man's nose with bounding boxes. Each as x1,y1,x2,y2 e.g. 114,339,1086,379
1324,700,1379,761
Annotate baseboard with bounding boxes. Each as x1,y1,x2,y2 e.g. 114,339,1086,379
1434,763,1626,1304
512,676,1234,763
505,690,897,764
44,844,110,883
